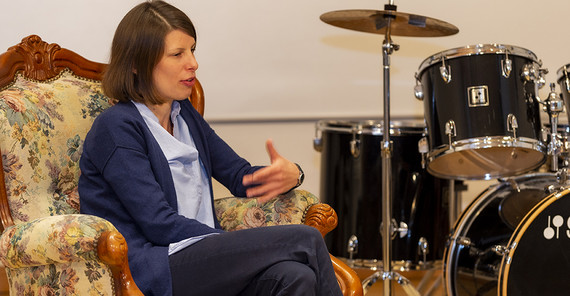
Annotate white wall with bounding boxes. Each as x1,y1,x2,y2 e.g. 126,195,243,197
1,0,567,207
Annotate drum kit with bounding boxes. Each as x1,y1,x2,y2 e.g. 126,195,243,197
315,1,570,295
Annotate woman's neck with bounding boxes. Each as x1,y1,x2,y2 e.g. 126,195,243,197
146,101,174,134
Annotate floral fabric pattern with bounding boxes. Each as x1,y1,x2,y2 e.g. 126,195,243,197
0,215,116,295
215,189,319,231
7,260,114,296
0,71,116,295
0,71,113,224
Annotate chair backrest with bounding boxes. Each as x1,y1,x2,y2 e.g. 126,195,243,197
0,35,204,229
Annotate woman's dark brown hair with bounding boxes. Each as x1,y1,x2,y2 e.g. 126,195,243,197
103,0,197,104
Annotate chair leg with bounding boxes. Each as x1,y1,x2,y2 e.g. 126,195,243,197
97,230,144,296
304,204,364,296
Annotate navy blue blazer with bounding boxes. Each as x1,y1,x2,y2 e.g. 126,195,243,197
79,100,262,295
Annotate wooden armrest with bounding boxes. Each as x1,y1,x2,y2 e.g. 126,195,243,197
304,204,364,296
97,231,144,296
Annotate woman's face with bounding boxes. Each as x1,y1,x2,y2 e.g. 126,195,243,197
152,29,198,103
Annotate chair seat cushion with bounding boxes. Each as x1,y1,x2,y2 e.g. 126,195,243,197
0,214,116,269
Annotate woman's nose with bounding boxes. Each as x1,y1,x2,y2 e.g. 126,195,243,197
187,54,198,71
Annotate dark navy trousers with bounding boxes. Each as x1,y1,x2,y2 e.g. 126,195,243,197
169,224,343,296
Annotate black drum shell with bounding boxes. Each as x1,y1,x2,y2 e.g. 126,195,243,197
418,46,545,179
317,120,450,265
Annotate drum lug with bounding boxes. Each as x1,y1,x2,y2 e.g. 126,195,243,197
522,63,548,89
347,235,359,260
507,114,518,138
456,236,472,247
313,123,323,152
556,168,570,187
414,74,424,100
501,51,512,78
439,56,452,83
417,237,429,264
350,128,361,158
418,137,429,169
313,137,322,152
445,120,456,149
493,243,516,257
541,128,550,143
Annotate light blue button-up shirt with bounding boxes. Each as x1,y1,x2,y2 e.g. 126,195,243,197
133,101,216,255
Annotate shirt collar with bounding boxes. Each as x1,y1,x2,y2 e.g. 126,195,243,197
132,100,181,124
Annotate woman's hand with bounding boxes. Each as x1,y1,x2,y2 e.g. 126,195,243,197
242,139,300,203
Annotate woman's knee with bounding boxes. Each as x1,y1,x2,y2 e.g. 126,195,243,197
257,261,317,295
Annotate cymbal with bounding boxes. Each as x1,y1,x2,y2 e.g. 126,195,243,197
320,9,459,37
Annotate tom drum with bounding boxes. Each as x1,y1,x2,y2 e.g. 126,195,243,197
415,44,546,180
315,120,451,269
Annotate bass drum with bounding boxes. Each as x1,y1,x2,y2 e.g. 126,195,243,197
315,120,451,269
444,173,558,295
498,185,570,295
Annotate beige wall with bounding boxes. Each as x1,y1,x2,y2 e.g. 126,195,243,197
2,0,568,213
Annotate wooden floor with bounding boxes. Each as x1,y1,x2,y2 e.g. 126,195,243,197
354,266,445,296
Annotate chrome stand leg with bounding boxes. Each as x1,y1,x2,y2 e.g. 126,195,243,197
362,271,421,296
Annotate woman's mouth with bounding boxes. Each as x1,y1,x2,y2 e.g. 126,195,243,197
181,77,195,87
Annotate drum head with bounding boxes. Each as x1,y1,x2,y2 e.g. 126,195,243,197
444,173,557,296
428,145,546,180
499,188,547,229
499,188,570,295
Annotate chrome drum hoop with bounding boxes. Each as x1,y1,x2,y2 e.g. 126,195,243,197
315,119,426,136
418,44,540,75
426,136,546,180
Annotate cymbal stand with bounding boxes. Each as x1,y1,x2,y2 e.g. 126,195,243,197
545,83,564,173
543,83,570,188
362,2,420,296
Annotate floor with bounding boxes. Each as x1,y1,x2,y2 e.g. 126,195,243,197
353,266,445,296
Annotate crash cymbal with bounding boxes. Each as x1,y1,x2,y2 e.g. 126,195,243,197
320,9,459,37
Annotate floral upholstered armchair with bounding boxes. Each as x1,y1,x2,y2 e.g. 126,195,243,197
0,35,362,296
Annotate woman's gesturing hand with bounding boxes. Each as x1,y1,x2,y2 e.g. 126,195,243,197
242,139,300,203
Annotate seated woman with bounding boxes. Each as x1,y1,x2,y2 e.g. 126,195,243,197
78,1,342,296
